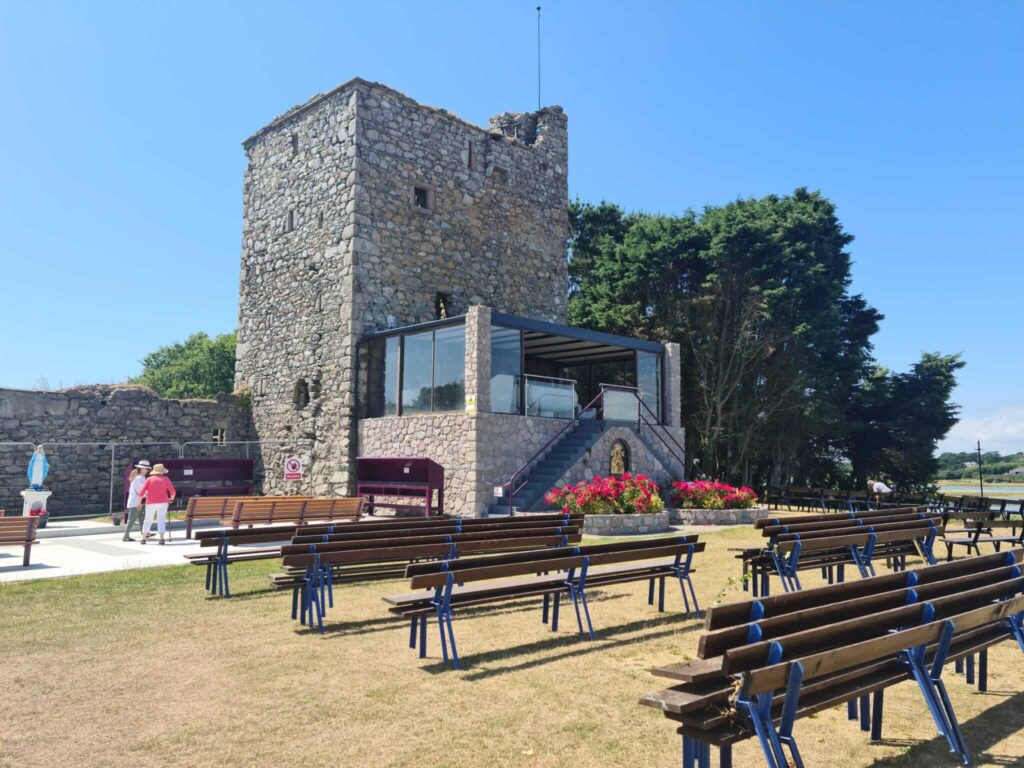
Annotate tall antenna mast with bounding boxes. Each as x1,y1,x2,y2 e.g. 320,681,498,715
536,6,542,110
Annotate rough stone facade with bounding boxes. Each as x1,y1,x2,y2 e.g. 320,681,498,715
236,78,569,497
0,385,253,516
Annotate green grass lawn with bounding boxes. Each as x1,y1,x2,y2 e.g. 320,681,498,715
2,526,1023,767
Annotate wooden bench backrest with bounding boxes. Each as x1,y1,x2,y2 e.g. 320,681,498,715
232,497,364,523
740,595,1024,696
284,525,581,554
761,511,933,537
706,549,1024,630
0,516,39,541
699,563,1024,659
187,496,251,519
282,534,584,567
728,579,1024,677
773,518,937,544
409,536,704,590
774,524,936,554
755,505,927,529
288,514,583,542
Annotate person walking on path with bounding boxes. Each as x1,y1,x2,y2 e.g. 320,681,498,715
122,460,150,542
139,463,176,545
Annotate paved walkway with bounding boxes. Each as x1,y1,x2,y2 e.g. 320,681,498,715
0,520,209,584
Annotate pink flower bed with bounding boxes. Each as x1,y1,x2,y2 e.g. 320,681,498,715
545,473,665,515
670,480,758,510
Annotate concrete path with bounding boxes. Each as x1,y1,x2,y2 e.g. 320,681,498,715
0,522,209,584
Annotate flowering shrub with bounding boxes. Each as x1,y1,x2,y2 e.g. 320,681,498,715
544,473,665,516
670,480,758,510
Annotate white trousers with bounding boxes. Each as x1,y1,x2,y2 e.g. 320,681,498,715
143,503,169,536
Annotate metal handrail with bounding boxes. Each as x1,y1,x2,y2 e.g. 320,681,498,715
599,385,691,476
500,385,692,515
503,389,608,515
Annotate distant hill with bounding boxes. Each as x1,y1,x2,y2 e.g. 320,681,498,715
936,451,1024,482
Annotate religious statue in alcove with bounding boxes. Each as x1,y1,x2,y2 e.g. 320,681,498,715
609,440,630,476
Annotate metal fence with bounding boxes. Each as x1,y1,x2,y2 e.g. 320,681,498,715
0,439,313,519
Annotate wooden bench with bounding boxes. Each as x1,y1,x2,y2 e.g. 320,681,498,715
738,507,941,595
640,548,1024,767
383,535,705,669
225,496,364,528
0,516,40,567
944,517,1024,560
280,524,584,630
184,496,313,538
192,513,580,599
780,487,824,512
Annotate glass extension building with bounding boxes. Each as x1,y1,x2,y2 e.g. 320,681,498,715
358,306,686,517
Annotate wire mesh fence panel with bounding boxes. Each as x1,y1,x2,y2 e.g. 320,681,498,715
0,443,36,517
36,442,116,519
180,440,315,497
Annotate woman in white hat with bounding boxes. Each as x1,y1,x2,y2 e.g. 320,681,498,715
122,460,150,542
138,463,176,545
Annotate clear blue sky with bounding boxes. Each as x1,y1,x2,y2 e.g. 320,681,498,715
1,1,1021,453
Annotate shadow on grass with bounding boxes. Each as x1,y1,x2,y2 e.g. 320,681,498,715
869,690,1024,767
298,592,632,638
419,608,704,679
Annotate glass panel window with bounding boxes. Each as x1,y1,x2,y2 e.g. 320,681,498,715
432,325,465,412
637,352,662,422
490,326,521,414
401,331,434,414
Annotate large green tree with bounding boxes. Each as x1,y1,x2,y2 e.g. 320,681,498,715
131,332,236,399
568,190,960,487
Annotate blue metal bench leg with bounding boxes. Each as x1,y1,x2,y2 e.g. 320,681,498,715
409,616,417,649
205,561,213,592
719,744,732,768
291,586,299,620
871,689,884,742
965,655,975,685
419,613,428,659
552,591,561,631
847,700,858,721
658,576,666,612
978,650,988,692
542,593,550,624
955,658,964,674
859,695,870,732
649,578,656,605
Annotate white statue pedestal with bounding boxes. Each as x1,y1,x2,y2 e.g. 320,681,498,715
20,489,51,523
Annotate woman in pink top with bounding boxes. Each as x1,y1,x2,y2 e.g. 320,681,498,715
138,463,176,545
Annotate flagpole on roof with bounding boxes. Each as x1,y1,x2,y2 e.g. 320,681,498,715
537,6,542,110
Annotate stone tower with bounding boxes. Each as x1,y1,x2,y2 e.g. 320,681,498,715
234,78,569,495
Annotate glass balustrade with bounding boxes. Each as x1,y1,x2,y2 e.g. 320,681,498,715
525,375,577,419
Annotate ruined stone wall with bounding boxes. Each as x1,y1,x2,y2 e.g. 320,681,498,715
349,80,569,334
0,385,252,516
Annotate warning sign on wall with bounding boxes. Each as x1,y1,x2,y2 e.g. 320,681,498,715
283,456,304,481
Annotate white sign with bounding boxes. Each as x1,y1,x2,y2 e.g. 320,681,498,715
183,468,194,476
283,456,304,481
493,486,504,498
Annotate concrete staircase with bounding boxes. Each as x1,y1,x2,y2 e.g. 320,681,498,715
489,419,606,515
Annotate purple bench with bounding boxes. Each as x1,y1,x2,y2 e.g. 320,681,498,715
356,456,444,517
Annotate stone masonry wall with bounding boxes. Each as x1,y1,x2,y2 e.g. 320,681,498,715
236,85,360,496
357,413,478,517
237,79,570,497
0,385,252,516
349,80,568,334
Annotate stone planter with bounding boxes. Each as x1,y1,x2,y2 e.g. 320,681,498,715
583,511,670,536
667,506,769,526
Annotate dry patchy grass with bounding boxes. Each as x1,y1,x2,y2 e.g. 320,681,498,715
1,526,1023,767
